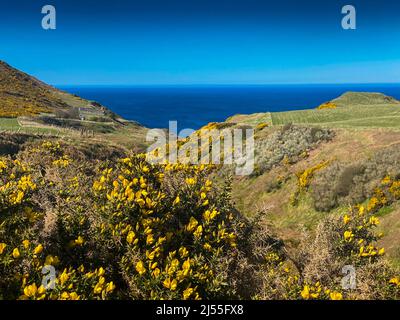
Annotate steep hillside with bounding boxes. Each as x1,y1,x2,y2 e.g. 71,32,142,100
0,61,148,150
0,60,115,119
0,61,61,117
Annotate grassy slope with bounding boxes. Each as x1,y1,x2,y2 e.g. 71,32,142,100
225,92,400,265
0,118,20,130
231,127,400,264
228,92,400,129
228,104,400,129
271,104,400,128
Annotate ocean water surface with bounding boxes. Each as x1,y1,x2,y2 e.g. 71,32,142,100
59,84,400,130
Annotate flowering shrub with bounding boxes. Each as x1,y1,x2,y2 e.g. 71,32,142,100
0,142,116,300
312,148,400,212
291,161,330,206
254,193,400,300
297,161,329,190
0,139,399,300
255,122,269,131
293,186,400,300
316,102,337,110
91,156,240,299
0,141,246,300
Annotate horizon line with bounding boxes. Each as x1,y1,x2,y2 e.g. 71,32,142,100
54,82,400,87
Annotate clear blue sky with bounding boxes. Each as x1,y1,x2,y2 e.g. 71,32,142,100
1,0,400,85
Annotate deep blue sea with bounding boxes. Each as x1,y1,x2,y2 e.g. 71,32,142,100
59,84,400,130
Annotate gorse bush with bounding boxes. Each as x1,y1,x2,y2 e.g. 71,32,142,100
253,125,334,176
0,139,399,300
316,101,337,110
312,147,400,212
294,177,400,300
255,179,400,300
0,141,116,300
0,140,249,300
91,157,241,299
289,160,330,206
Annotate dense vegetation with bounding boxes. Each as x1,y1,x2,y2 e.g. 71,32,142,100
253,124,334,176
312,148,400,212
0,61,65,117
0,138,399,300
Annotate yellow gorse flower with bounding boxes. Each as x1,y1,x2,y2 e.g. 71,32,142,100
300,282,322,300
0,160,7,173
98,267,105,277
152,268,161,278
146,234,154,245
22,284,46,300
389,277,400,287
45,255,60,266
300,285,310,300
182,258,191,276
105,281,116,293
23,284,37,298
183,287,194,300
22,240,30,249
329,291,343,300
0,243,6,255
126,231,136,244
59,269,69,286
179,247,188,258
163,278,177,291
69,292,80,300
33,244,44,255
193,225,203,238
185,178,196,185
12,248,20,259
368,216,380,226
186,217,198,232
135,261,146,275
173,195,180,206
74,236,84,246
343,231,354,242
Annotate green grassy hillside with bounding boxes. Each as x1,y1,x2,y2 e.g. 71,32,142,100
332,91,400,107
228,91,400,129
